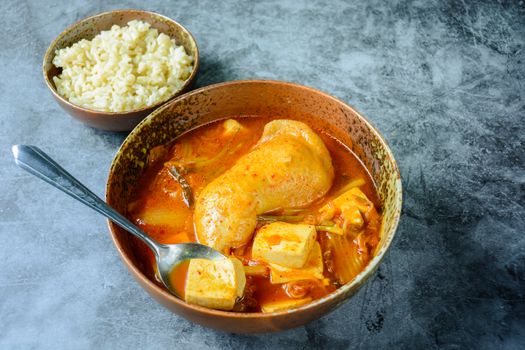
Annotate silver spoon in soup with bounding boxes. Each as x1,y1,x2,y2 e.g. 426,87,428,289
11,144,227,298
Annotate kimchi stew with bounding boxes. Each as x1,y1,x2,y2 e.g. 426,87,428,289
126,117,381,312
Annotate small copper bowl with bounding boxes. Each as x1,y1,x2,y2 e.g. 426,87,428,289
42,9,199,131
106,80,402,332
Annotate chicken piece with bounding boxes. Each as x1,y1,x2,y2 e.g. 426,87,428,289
184,257,246,311
195,120,334,251
252,222,317,268
269,242,324,284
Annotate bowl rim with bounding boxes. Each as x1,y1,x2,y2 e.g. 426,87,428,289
106,79,402,318
42,9,200,116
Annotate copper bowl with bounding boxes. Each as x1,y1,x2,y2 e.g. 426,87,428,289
106,80,402,332
42,9,199,131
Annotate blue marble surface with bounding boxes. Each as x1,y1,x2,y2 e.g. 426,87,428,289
0,0,524,349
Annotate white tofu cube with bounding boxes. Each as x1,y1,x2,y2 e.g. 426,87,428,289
184,257,246,311
222,119,244,136
252,222,316,268
319,187,373,232
270,242,324,284
332,187,373,219
261,297,312,313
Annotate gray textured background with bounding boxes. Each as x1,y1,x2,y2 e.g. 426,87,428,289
1,0,524,349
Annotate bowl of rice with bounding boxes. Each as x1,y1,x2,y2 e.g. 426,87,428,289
43,9,199,131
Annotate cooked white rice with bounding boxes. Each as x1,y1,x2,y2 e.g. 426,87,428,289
52,20,194,112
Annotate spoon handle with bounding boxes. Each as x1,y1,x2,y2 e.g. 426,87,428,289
11,145,161,255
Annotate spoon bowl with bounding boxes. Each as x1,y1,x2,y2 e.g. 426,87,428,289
11,144,226,298
156,242,227,295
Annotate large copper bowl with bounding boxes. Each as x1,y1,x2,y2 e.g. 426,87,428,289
43,9,199,131
106,80,402,332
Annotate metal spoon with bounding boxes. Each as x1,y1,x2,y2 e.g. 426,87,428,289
11,144,226,298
